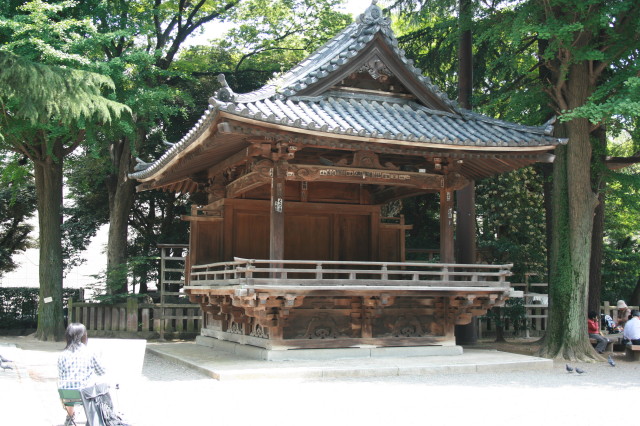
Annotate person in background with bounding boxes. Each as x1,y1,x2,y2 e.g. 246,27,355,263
616,300,631,328
58,323,106,423
588,311,611,354
623,310,640,345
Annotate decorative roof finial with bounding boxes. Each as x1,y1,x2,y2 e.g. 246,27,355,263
214,73,236,103
356,1,392,36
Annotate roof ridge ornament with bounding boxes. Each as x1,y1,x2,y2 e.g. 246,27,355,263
214,74,236,103
355,1,392,38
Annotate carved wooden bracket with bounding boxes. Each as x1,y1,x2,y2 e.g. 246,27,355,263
336,150,399,170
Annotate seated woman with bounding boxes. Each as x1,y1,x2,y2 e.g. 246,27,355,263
58,323,106,423
616,300,631,328
588,311,611,354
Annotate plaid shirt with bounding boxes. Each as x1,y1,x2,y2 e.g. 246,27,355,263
57,344,106,389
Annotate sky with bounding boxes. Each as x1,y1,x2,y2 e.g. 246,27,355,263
0,0,381,291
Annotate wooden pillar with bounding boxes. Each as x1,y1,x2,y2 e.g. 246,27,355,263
456,181,476,264
270,159,287,261
455,181,478,345
440,188,455,263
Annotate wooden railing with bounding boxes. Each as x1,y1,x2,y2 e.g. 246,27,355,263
68,298,202,339
189,258,514,288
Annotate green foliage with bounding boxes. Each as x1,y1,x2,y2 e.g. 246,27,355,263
476,167,547,282
394,1,553,124
484,297,528,335
562,77,640,137
127,190,190,293
602,163,640,302
0,51,127,130
0,287,79,329
0,154,36,276
173,0,352,98
85,256,159,303
222,0,351,73
0,0,130,128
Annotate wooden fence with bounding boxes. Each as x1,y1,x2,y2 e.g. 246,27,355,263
478,281,549,338
68,298,202,339
478,288,639,339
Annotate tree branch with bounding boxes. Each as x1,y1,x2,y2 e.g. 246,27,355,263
62,130,86,157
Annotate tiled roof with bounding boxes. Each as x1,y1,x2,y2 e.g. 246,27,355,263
214,1,456,108
130,1,564,181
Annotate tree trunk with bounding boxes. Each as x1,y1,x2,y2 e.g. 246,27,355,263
540,62,600,360
588,191,604,314
588,127,607,314
454,0,477,345
629,277,640,306
34,145,66,341
106,137,136,293
541,163,554,279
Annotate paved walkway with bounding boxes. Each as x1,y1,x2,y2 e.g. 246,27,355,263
1,335,639,426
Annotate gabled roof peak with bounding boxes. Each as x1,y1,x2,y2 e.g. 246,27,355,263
208,1,458,112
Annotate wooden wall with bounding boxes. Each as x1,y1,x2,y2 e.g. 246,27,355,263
187,198,408,265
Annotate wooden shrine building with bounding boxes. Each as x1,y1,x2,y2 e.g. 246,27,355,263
130,2,564,357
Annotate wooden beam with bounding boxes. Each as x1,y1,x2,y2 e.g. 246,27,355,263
286,164,468,190
225,171,270,198
205,144,265,179
136,181,157,193
180,215,224,222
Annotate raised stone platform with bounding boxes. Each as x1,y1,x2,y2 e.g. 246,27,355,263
146,340,553,380
195,335,463,361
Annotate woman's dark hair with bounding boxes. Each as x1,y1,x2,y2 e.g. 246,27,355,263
588,311,598,320
64,323,88,352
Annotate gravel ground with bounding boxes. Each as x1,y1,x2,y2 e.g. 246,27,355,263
118,349,640,426
1,336,638,426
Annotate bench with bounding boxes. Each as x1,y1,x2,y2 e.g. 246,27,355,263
589,337,613,353
625,344,640,361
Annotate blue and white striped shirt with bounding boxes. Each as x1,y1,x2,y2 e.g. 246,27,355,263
57,344,106,389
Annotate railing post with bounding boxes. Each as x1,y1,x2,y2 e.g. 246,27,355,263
246,265,254,286
442,266,449,282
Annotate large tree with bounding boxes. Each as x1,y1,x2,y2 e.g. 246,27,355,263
510,0,640,359
0,2,128,340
